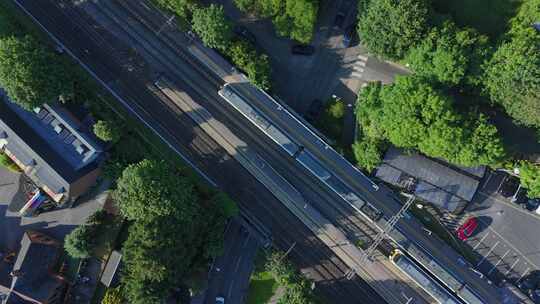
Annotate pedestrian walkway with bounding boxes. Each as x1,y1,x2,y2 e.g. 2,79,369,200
350,54,368,80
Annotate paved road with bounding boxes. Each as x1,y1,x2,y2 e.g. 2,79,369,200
213,0,407,115
13,0,386,302
463,171,540,286
204,219,259,304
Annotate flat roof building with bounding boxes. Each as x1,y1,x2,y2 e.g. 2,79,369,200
375,148,486,214
0,91,103,204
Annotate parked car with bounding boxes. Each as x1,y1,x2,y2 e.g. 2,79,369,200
305,99,323,122
342,25,357,48
456,217,478,241
498,175,520,198
519,272,540,292
530,289,540,303
524,198,540,212
291,45,315,56
233,26,256,44
334,12,345,28
216,296,225,304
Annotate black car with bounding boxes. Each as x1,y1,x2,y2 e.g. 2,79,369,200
342,25,357,48
498,175,520,198
291,45,315,56
530,289,540,304
334,12,345,28
519,272,540,292
305,99,323,122
233,26,256,44
525,198,540,212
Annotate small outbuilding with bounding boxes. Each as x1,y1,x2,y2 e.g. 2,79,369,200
375,148,486,214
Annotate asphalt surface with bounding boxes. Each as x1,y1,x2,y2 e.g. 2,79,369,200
461,171,540,286
204,219,259,304
213,0,408,114
13,1,514,303
12,0,387,302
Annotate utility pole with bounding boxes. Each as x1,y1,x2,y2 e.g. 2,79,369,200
358,195,416,266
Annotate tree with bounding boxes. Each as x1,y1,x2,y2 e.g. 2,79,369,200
64,225,95,259
122,218,199,303
154,0,198,21
191,4,232,51
0,35,74,110
234,0,318,44
355,76,506,167
93,120,122,143
358,0,429,59
483,29,540,127
114,159,197,221
116,159,236,303
406,21,491,87
352,138,384,173
101,287,124,304
228,40,272,90
520,161,540,198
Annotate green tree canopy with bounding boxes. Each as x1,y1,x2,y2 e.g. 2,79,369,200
116,159,235,303
64,225,94,259
228,40,271,90
114,159,197,221
93,120,122,143
234,0,318,44
483,28,540,127
352,137,384,173
0,35,73,110
154,0,198,21
406,21,491,87
520,161,540,198
101,287,124,304
356,77,506,167
358,0,430,60
191,4,232,51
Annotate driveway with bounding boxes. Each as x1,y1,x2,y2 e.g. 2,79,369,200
457,170,540,286
211,0,408,115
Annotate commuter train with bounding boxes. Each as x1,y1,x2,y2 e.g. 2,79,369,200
404,242,485,304
390,249,462,304
217,82,488,304
218,83,384,223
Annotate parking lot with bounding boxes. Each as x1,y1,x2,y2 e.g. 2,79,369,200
461,170,540,286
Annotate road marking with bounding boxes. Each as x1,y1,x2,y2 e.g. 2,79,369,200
358,54,368,61
517,267,531,282
505,259,520,275
477,240,499,267
473,233,489,250
228,279,234,298
235,256,242,272
353,65,365,72
351,72,364,78
488,249,510,275
356,61,367,67
479,220,540,270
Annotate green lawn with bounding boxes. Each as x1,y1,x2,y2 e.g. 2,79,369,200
246,270,279,304
431,0,521,38
246,251,279,304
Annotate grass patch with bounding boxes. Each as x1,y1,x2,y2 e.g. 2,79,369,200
246,250,279,304
0,152,21,173
315,97,355,162
431,0,521,38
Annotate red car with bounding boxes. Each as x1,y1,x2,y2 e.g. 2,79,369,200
456,217,478,241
